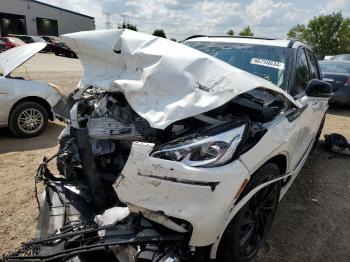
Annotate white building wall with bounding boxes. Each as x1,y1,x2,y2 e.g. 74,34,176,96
0,0,94,35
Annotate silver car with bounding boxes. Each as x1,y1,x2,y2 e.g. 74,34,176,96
0,43,62,137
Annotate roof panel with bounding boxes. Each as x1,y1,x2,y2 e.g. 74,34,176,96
185,36,291,47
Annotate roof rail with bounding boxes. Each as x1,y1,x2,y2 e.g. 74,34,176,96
183,35,281,41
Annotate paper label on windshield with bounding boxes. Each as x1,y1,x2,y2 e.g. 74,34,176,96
250,58,285,70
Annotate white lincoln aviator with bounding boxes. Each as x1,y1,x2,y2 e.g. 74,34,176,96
4,30,331,262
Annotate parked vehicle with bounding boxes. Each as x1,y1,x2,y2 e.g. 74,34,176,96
9,34,52,52
41,35,61,52
319,60,350,105
330,54,350,61
54,41,78,58
4,30,331,261
0,37,26,50
0,43,62,137
0,40,5,52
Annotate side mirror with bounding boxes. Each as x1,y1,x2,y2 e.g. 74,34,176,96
305,79,332,98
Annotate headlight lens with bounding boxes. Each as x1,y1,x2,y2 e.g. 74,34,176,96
151,124,246,167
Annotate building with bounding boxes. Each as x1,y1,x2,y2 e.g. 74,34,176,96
0,0,95,37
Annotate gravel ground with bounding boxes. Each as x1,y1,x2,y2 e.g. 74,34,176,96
0,54,349,261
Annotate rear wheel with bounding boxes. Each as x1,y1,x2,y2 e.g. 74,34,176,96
217,163,281,262
9,102,48,138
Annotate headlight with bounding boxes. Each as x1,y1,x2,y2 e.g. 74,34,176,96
151,124,246,167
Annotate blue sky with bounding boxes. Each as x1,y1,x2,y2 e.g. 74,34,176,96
43,0,350,40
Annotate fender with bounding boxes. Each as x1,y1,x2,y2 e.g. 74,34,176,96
209,135,316,259
209,171,293,258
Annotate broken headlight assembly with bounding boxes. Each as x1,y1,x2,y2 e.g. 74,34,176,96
151,122,246,167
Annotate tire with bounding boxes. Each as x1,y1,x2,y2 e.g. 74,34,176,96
69,52,75,58
217,163,281,262
9,102,49,138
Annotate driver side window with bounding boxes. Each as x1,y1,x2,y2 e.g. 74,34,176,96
291,48,311,96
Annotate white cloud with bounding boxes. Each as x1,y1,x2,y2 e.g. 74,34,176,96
41,0,345,39
246,0,301,26
321,0,350,16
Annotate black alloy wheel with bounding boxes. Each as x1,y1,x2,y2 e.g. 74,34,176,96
217,163,281,262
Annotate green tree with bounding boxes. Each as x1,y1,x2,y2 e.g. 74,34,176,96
287,24,306,40
153,29,166,38
227,29,234,36
118,22,137,31
287,12,350,56
239,26,254,36
170,38,177,42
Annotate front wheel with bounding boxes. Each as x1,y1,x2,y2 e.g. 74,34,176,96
217,163,281,262
9,102,49,138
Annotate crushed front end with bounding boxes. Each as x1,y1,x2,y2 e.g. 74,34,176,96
2,29,295,262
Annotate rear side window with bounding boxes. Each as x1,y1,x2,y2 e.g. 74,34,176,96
305,49,319,79
291,48,310,96
17,36,33,43
319,62,350,73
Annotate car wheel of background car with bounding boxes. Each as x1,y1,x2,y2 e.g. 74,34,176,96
217,163,281,262
9,102,49,138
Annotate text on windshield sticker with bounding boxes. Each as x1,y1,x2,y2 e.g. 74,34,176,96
250,58,285,70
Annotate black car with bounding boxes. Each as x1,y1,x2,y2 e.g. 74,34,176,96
54,41,77,58
319,60,350,105
331,54,350,61
9,34,53,52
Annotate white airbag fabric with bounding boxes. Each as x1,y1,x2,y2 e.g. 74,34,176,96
61,29,296,129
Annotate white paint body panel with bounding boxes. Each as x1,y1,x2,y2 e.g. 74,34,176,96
114,142,251,246
115,104,327,251
61,29,297,129
185,37,291,47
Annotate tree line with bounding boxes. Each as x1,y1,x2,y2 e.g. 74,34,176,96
118,12,350,57
287,12,350,57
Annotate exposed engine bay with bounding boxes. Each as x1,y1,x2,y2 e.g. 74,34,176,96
56,87,288,211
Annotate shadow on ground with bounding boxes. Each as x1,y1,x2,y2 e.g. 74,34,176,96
327,105,350,117
0,121,64,154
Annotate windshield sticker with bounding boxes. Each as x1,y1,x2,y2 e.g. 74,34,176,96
250,58,285,70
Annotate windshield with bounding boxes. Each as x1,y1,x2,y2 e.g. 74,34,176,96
319,62,350,74
185,41,292,90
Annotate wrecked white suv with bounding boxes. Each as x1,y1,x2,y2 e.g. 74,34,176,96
4,30,331,262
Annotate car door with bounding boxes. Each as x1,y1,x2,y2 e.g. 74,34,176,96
289,47,327,167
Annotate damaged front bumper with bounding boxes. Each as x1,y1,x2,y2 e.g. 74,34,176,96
115,141,251,246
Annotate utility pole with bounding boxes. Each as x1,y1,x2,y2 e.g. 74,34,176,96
103,11,111,29
120,14,129,26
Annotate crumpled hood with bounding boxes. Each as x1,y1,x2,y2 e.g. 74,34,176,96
61,29,297,129
0,42,46,77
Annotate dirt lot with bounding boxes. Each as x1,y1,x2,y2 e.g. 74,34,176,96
0,54,349,261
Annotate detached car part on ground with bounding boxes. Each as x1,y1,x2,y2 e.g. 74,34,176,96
0,43,62,137
3,30,332,261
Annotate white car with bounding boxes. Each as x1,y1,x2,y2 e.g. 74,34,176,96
0,43,62,137
5,30,331,261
